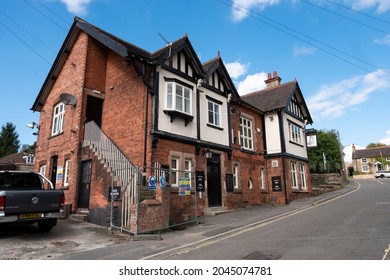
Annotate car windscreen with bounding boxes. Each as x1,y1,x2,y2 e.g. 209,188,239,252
0,173,43,190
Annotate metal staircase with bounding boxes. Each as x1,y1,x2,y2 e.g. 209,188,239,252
83,121,138,228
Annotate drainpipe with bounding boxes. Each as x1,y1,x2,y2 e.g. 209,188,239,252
278,110,288,204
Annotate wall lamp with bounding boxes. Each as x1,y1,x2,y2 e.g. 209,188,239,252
204,146,213,159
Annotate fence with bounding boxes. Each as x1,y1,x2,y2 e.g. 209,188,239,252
109,164,199,236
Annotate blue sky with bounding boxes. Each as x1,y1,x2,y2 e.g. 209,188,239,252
1,0,389,161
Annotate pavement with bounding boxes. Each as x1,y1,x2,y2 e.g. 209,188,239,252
58,179,359,260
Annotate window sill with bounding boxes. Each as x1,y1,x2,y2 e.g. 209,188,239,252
207,123,223,131
164,110,193,126
48,131,64,140
288,140,304,148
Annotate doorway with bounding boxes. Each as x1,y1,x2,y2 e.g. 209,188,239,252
50,156,58,189
86,95,103,127
207,154,222,207
78,160,92,209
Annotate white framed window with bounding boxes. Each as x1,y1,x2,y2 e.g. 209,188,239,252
260,167,266,191
288,122,302,145
24,154,35,164
233,164,239,189
208,100,221,127
170,158,179,186
166,82,192,114
299,164,307,190
361,158,368,164
39,165,46,176
361,165,369,173
291,161,298,189
52,102,65,136
248,178,253,189
64,159,70,187
184,159,192,185
239,117,253,150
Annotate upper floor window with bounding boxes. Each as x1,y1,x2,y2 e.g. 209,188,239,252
208,100,221,127
239,117,253,150
52,102,65,136
288,122,302,145
166,82,192,115
361,158,368,164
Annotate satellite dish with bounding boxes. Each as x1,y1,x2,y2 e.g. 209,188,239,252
60,93,77,107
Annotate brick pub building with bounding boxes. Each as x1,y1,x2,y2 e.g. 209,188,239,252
32,17,313,233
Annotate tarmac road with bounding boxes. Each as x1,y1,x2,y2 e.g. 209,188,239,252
1,179,361,260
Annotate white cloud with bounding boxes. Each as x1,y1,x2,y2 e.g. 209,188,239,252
307,69,390,121
348,0,390,13
60,0,92,15
237,72,268,95
293,44,316,56
343,143,364,164
375,34,390,46
378,129,390,145
231,0,281,21
225,61,249,79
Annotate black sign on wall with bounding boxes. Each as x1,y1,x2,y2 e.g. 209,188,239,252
108,186,121,201
196,171,205,192
272,176,282,192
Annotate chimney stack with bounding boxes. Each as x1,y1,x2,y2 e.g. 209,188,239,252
265,71,282,88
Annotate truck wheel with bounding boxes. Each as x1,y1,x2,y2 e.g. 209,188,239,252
37,219,57,232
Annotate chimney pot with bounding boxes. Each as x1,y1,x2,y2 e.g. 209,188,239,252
267,73,272,79
273,71,278,78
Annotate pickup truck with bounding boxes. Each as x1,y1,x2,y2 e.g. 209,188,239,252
0,171,65,232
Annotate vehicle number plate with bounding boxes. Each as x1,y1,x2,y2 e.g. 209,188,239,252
19,213,44,219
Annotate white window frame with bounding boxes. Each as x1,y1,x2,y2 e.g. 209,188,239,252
208,100,221,127
289,122,302,145
361,165,370,173
233,164,239,189
291,161,298,189
361,158,368,164
239,117,253,150
52,102,65,136
166,82,192,115
64,159,70,187
184,159,192,185
260,167,266,191
39,165,46,176
299,164,307,190
170,158,179,187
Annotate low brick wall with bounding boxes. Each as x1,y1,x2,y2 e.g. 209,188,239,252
310,173,346,195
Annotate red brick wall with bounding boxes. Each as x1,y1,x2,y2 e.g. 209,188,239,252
228,101,266,207
35,32,89,209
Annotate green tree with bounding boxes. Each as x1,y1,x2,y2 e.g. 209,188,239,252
21,142,36,154
0,122,20,157
308,129,343,173
366,143,386,148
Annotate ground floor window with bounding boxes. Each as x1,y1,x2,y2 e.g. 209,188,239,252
361,165,369,173
233,164,239,189
299,164,307,190
260,167,266,191
169,152,194,188
290,161,298,189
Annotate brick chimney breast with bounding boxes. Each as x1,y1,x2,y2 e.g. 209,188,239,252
265,71,282,88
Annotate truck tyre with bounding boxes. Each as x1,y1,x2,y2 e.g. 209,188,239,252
37,219,57,232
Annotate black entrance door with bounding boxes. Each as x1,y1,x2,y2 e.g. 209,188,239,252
78,160,92,209
50,156,58,189
207,154,222,207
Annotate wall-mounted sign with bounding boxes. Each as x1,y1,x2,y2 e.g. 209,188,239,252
108,186,121,201
272,176,282,192
195,171,205,192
